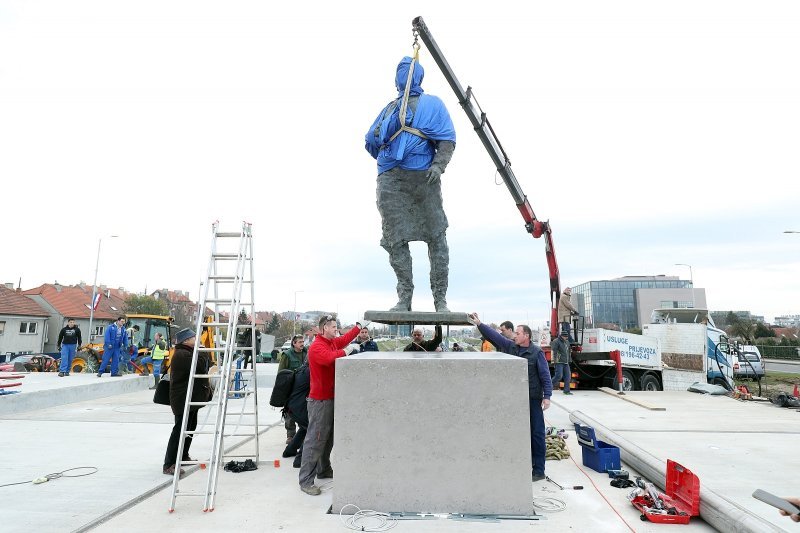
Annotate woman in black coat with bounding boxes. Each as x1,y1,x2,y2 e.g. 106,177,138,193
163,328,211,475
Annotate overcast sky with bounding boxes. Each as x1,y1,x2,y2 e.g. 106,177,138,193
2,1,798,329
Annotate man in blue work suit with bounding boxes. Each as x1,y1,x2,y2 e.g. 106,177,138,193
468,312,552,482
98,316,128,377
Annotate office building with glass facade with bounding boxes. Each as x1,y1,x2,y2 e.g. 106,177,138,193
571,275,703,330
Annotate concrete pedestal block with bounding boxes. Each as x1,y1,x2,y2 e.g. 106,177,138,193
332,352,533,515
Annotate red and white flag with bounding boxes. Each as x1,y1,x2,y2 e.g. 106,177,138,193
92,293,101,310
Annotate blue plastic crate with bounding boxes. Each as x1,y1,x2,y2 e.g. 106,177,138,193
574,423,621,473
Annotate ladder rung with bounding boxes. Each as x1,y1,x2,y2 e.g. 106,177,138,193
189,401,214,406
213,254,241,260
173,492,208,497
215,232,242,237
228,390,255,396
193,374,223,378
208,276,252,282
197,348,226,352
225,411,258,416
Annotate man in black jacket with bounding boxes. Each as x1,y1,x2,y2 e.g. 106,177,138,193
403,325,442,352
282,364,310,468
57,319,82,376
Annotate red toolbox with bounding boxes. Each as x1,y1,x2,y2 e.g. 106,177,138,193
631,459,700,524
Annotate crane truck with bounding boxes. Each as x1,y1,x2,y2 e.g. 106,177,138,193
411,17,735,392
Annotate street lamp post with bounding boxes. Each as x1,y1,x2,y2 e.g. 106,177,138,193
86,235,117,372
674,263,694,308
293,290,304,335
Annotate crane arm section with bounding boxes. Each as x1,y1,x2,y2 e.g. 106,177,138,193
411,16,562,336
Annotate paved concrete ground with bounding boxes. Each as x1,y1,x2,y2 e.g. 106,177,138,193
1,364,795,532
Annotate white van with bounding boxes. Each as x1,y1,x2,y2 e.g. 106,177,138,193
734,345,765,379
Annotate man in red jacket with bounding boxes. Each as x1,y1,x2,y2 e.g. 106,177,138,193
298,314,365,495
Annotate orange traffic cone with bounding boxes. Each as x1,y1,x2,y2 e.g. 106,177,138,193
793,384,799,398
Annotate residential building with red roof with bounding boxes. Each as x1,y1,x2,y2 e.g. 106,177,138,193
0,283,51,358
23,282,129,352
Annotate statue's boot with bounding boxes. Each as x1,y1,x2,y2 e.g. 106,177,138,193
388,242,414,311
429,234,450,312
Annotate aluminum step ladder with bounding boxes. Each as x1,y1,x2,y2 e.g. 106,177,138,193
168,221,260,512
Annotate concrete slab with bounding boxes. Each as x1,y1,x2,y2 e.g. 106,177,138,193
332,352,533,515
0,372,152,414
364,310,472,325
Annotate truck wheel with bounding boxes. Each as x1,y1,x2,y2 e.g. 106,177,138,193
71,358,86,374
615,369,637,391
640,374,660,391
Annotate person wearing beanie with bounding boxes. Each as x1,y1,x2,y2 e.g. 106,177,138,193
163,328,211,476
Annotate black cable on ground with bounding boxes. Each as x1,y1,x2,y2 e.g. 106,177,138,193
0,466,99,488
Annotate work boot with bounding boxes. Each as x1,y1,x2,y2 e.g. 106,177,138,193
58,372,65,377
532,472,546,482
163,464,185,476
140,367,149,376
300,485,321,496
149,375,159,390
317,469,333,479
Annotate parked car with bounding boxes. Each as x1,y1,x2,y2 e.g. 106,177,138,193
733,346,765,379
0,353,58,373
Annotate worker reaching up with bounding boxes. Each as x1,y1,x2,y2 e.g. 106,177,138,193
365,55,456,313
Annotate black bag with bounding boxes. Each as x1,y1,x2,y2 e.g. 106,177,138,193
269,368,297,407
153,378,170,405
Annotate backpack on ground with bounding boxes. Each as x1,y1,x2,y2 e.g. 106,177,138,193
269,368,296,407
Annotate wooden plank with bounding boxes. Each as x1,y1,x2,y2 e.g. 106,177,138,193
598,387,666,411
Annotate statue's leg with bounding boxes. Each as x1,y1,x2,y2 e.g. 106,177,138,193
387,242,414,311
428,233,450,312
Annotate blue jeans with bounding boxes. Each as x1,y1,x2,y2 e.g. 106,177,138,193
98,346,121,375
552,363,571,392
529,396,546,476
140,356,162,376
59,344,77,373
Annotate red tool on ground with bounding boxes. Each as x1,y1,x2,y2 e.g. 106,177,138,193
0,373,24,394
